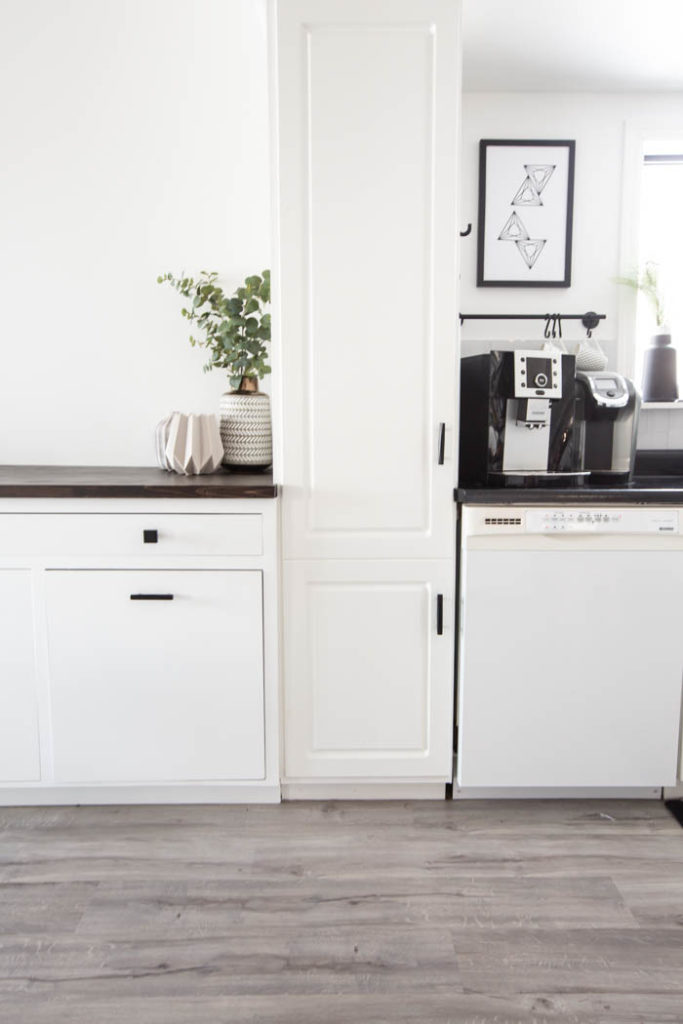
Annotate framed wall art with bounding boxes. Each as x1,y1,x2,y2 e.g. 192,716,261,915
476,139,575,287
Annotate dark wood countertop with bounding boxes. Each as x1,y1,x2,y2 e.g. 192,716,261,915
0,466,277,499
456,476,683,505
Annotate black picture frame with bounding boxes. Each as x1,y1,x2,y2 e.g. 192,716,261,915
476,139,575,288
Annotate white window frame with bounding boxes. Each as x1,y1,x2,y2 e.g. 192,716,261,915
618,119,683,384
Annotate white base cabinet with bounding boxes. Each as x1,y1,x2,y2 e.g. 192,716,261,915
0,570,40,781
46,570,264,784
0,498,279,804
284,561,454,780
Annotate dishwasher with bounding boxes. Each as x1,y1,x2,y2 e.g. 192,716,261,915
456,505,683,792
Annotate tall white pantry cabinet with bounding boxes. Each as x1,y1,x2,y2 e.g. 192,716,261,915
272,0,461,793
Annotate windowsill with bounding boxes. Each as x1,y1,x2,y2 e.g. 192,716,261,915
641,402,683,410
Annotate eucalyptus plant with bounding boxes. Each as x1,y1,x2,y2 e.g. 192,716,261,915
158,269,271,390
615,262,666,328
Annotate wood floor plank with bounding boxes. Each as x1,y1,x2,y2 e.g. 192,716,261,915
451,925,683,995
2,990,683,1024
67,874,637,939
0,882,98,936
0,927,460,997
612,875,683,927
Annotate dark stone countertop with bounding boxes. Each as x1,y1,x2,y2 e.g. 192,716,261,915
456,476,683,505
0,466,277,499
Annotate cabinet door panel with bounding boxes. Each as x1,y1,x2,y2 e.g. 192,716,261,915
277,0,459,559
46,571,264,783
284,561,454,778
0,571,40,781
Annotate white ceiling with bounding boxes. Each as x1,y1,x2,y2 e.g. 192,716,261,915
463,0,683,92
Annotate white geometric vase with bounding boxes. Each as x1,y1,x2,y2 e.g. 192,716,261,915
219,387,273,468
155,412,224,475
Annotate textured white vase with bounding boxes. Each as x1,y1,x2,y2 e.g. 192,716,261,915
219,390,273,468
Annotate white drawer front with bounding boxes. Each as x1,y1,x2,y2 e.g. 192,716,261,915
0,513,262,557
46,569,265,783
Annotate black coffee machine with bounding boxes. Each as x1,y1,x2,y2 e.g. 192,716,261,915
575,371,640,482
459,350,585,486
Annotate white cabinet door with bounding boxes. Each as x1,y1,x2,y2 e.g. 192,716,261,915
458,550,683,788
284,561,454,779
0,571,40,781
45,571,264,783
276,0,460,560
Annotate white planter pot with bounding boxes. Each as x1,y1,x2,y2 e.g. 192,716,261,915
219,390,273,468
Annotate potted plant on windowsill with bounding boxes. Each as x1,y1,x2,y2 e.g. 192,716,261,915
615,261,678,402
159,269,272,467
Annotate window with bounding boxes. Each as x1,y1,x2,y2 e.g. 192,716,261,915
636,139,683,390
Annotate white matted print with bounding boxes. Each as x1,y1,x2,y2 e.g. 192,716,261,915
477,140,575,287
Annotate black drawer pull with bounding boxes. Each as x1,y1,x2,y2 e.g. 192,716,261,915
143,529,158,544
130,594,174,601
438,423,445,465
436,594,444,635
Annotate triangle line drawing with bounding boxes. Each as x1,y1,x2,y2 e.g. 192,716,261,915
511,176,543,207
516,238,546,269
524,163,556,194
498,211,529,241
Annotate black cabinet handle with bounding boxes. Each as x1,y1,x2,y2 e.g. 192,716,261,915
143,529,158,544
438,423,445,465
130,594,174,601
436,594,444,635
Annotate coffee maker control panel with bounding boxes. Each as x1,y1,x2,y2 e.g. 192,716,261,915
514,350,562,400
576,371,630,408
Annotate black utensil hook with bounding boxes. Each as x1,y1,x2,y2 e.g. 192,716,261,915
582,311,600,338
543,314,562,341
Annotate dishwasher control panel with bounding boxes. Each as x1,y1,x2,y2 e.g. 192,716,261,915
525,508,679,534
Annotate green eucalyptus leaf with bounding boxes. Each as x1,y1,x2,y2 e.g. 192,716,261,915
159,267,271,382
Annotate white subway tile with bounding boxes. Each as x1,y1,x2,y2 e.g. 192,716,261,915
667,409,683,449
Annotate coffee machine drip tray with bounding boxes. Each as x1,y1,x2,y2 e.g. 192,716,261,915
489,470,590,488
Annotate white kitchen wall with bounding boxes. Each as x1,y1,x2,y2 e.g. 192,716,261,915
0,0,270,466
459,92,683,370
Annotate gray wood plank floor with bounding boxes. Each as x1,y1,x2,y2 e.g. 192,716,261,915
0,799,682,1023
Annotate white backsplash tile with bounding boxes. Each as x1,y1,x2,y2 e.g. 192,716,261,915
637,406,683,450
637,416,656,449
668,411,683,448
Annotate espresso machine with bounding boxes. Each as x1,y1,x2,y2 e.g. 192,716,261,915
459,349,585,486
575,371,640,482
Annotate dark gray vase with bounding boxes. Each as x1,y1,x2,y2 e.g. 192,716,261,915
642,331,679,402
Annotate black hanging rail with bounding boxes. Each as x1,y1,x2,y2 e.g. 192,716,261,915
459,311,605,330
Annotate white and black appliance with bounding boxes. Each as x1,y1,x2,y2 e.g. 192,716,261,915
459,350,585,486
456,505,683,793
576,371,640,482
